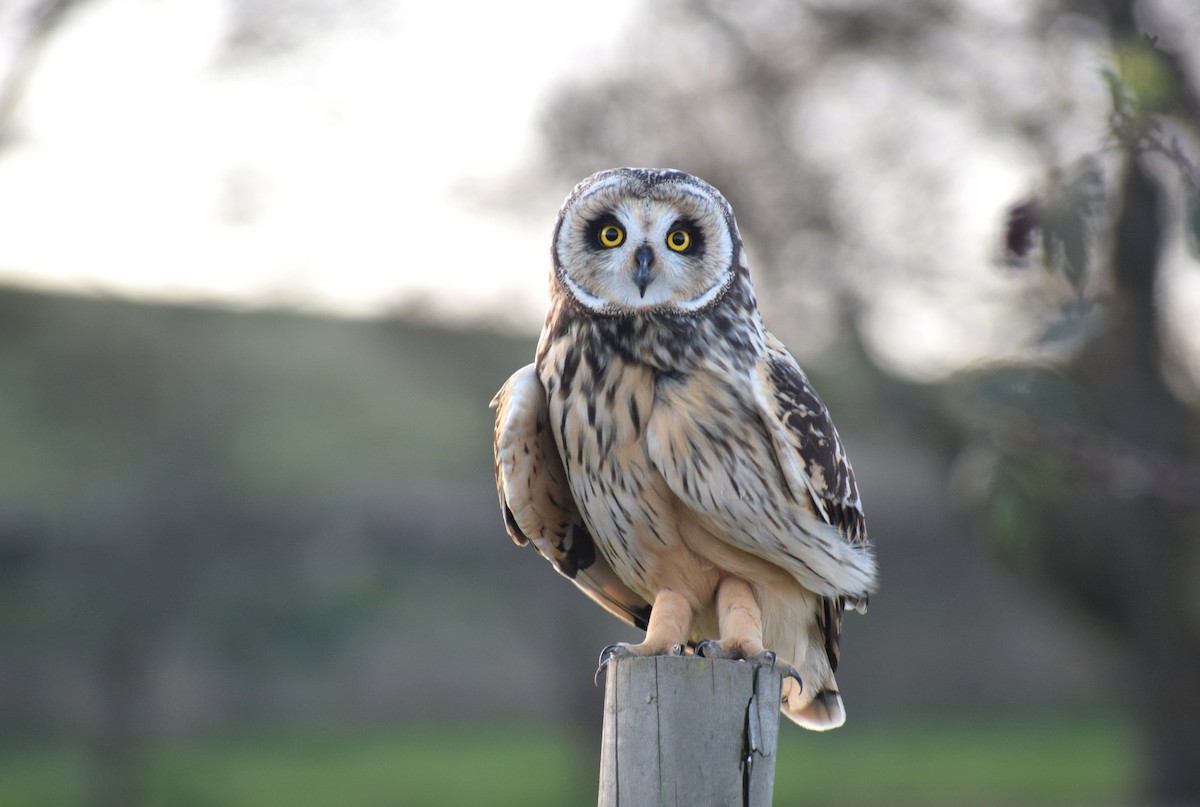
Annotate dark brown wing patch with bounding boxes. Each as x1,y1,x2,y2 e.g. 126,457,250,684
818,596,845,672
761,336,871,674
764,346,867,544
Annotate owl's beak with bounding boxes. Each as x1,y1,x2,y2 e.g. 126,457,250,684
634,245,654,298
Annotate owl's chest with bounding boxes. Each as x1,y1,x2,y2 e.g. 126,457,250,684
538,345,673,565
542,349,657,492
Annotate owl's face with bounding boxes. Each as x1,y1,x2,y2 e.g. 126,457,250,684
552,168,740,314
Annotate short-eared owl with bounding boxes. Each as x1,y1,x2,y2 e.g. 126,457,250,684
492,168,876,730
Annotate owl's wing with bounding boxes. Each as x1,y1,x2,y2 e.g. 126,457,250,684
645,335,875,602
755,333,871,671
756,333,867,548
491,364,652,631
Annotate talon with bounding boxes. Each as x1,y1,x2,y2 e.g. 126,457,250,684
598,644,625,666
594,642,687,684
695,639,744,660
754,649,778,675
594,644,627,685
779,661,803,692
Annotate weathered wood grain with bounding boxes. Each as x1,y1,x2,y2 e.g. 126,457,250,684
598,655,781,806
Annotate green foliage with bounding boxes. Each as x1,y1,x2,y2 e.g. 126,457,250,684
1112,38,1176,117
984,473,1039,563
1002,159,1104,297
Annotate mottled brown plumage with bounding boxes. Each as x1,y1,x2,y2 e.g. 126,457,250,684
492,168,876,729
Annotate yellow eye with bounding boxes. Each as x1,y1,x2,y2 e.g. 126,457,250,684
667,229,691,252
599,224,625,248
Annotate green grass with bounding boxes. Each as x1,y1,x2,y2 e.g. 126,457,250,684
775,712,1137,805
0,713,1137,807
147,724,590,807
0,744,90,807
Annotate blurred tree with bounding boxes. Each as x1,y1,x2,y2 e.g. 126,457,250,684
976,27,1200,797
0,0,87,143
536,0,1199,802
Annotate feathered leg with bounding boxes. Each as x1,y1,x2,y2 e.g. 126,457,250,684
696,577,802,688
712,576,765,655
596,589,690,680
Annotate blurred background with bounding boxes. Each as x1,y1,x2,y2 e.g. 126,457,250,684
1,0,1198,805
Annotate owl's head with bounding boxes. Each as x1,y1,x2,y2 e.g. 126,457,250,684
551,168,742,315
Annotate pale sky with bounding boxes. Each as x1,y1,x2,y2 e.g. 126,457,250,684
0,0,637,327
1,0,1197,383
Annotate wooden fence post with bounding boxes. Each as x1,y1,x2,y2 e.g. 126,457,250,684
598,655,781,806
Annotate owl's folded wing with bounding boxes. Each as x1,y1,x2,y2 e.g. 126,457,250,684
753,334,874,670
756,333,868,547
491,363,652,630
645,337,876,604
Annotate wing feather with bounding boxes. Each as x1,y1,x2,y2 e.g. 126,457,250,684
756,333,873,672
492,364,651,630
757,333,867,546
645,340,876,603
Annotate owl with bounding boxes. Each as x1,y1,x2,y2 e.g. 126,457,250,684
491,168,876,730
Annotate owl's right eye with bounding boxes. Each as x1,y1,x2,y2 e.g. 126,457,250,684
598,224,625,248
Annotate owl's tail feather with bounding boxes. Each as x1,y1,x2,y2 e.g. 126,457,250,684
781,676,846,731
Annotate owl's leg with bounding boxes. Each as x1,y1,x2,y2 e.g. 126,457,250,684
706,576,766,657
595,590,691,681
640,589,694,653
696,577,803,688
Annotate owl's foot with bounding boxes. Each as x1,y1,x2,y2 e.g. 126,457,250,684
594,641,685,685
595,589,694,684
694,638,764,662
695,641,803,691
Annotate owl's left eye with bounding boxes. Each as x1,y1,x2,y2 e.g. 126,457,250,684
666,228,692,252
598,224,625,248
